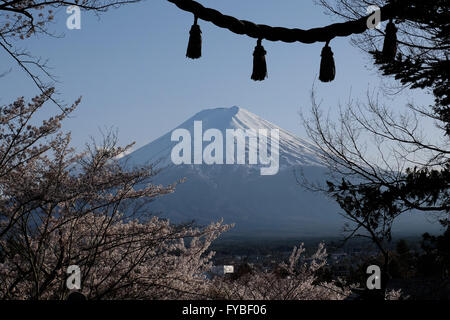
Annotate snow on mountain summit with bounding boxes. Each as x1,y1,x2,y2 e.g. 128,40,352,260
123,106,324,169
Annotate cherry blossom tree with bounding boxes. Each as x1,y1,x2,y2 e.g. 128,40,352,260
0,91,402,300
207,243,352,300
0,90,231,300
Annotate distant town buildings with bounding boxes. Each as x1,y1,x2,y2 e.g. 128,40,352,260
211,265,234,276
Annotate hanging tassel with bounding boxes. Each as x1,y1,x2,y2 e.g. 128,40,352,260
186,16,202,59
251,38,267,81
319,40,336,83
382,19,398,62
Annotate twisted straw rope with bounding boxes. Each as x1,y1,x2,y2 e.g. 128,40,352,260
167,0,397,44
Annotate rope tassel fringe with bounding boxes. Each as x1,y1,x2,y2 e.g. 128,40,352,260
319,41,336,83
382,19,398,62
186,16,202,59
251,38,268,81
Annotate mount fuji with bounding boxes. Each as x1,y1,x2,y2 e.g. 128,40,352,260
121,107,438,238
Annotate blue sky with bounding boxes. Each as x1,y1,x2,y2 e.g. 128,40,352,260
0,0,435,152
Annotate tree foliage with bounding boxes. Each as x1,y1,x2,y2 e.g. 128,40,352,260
0,91,232,299
0,92,357,300
303,0,449,237
300,0,449,290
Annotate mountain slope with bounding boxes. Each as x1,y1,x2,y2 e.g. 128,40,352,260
122,107,439,238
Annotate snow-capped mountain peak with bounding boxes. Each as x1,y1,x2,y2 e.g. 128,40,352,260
120,106,436,237
123,106,323,170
